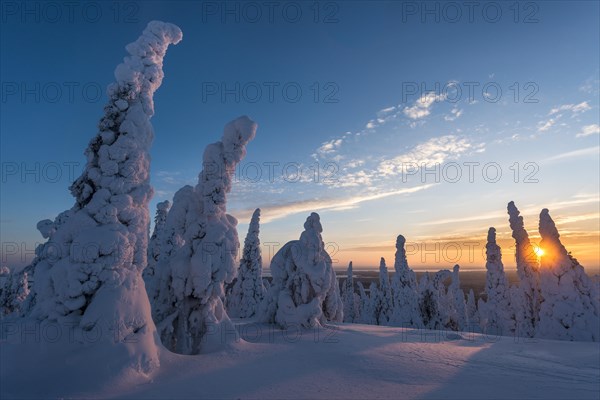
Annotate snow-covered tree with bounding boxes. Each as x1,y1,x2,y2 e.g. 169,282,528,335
466,289,479,328
508,201,541,338
390,235,421,328
341,261,358,323
146,186,190,326
143,200,171,298
478,228,514,336
419,270,450,330
0,268,29,316
419,273,439,330
152,116,258,354
356,281,375,325
369,281,384,325
445,264,467,331
21,22,182,373
536,209,599,341
226,208,266,318
375,257,393,325
259,212,343,328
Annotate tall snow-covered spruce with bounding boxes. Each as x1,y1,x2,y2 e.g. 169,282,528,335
507,201,542,337
479,228,514,336
21,21,181,373
151,116,257,355
390,235,421,327
341,261,357,323
537,209,599,341
466,289,479,327
419,270,450,330
259,212,343,328
445,264,467,331
226,208,266,318
507,201,541,338
375,257,393,325
144,201,171,286
356,280,375,325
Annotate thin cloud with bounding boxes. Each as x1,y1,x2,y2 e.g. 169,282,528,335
233,184,436,224
403,92,447,120
316,138,344,156
418,195,600,228
554,212,600,225
544,146,600,162
549,101,591,116
537,118,557,132
537,101,592,133
378,135,478,177
420,211,504,226
444,107,463,121
576,124,600,138
579,76,600,95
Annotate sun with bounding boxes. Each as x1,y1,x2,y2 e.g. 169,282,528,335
534,246,545,257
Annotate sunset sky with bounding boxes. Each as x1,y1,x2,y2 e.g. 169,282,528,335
1,1,598,272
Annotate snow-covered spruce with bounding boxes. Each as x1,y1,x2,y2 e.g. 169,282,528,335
507,201,541,338
0,267,30,317
390,235,421,328
341,261,358,323
445,265,467,331
21,22,182,373
373,257,393,325
478,228,514,336
419,270,450,330
147,186,191,326
143,200,171,292
356,280,375,325
226,208,266,318
537,209,599,341
466,289,479,328
151,116,257,355
259,212,343,328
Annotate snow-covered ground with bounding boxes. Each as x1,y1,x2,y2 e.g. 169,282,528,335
2,321,598,399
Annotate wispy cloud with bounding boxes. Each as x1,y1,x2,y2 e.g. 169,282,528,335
417,195,600,230
316,138,344,157
554,212,600,225
378,106,396,115
537,101,592,133
544,146,600,162
579,76,600,95
419,211,504,226
576,124,600,138
444,107,463,121
378,135,480,177
233,184,436,223
537,118,557,132
364,105,401,130
549,101,591,116
403,92,447,120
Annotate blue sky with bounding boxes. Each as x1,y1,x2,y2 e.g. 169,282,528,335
1,1,599,271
